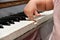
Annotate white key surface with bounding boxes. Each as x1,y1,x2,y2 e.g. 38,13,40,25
0,21,34,39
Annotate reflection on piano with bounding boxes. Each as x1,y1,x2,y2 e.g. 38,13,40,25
0,0,53,40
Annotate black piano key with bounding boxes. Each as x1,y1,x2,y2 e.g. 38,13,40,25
13,16,25,20
13,16,26,20
13,18,20,22
0,24,3,28
0,17,14,26
11,17,19,22
0,21,10,25
3,23,10,25
0,16,15,23
0,26,3,28
7,16,21,22
3,22,10,25
8,20,15,24
20,16,26,20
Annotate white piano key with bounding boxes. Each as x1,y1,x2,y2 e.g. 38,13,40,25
40,10,53,15
0,21,34,40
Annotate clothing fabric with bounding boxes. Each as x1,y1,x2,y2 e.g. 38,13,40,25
39,18,53,40
51,0,60,40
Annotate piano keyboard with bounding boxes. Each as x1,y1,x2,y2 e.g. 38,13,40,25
0,10,53,40
0,12,27,28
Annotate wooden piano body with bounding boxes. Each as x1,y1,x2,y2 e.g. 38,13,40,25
0,0,53,40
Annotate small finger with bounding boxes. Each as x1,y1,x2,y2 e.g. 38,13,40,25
35,11,41,16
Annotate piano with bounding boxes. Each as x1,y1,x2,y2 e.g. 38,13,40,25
0,0,53,40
